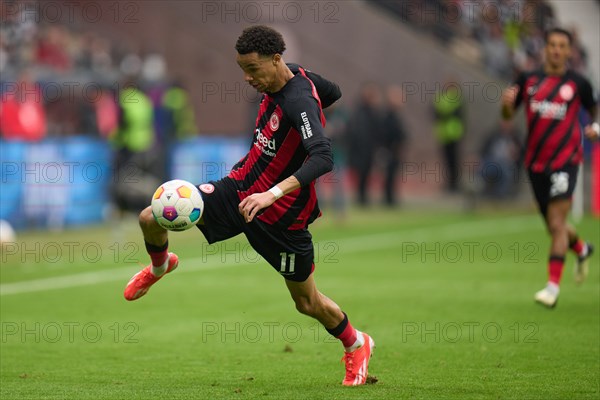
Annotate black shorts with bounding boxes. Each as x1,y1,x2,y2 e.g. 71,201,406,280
528,165,579,216
195,179,314,282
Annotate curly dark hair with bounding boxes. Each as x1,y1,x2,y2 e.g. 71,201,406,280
235,25,286,56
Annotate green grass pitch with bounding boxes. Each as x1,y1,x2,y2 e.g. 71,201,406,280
1,209,598,399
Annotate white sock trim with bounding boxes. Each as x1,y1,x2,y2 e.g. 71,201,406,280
546,282,560,295
581,242,589,257
344,330,364,352
151,256,169,277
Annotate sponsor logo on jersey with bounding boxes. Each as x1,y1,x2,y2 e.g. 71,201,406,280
530,100,567,120
300,111,312,139
199,183,214,194
269,113,280,131
559,84,574,101
254,128,276,157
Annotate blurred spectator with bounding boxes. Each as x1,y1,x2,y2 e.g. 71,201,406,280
110,80,160,213
380,85,408,206
432,78,465,193
481,22,513,80
567,27,588,75
0,70,46,141
346,82,384,206
95,86,119,139
321,102,350,220
149,80,198,180
110,81,155,152
76,32,114,74
160,82,198,142
35,25,72,72
0,0,39,72
480,119,522,198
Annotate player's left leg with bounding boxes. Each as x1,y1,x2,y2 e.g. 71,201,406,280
535,198,571,307
285,275,375,386
243,222,375,385
566,224,594,284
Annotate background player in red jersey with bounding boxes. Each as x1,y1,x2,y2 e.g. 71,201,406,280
124,25,375,385
501,27,599,308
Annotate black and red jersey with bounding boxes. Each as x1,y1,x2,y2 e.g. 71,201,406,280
227,66,338,230
514,69,596,173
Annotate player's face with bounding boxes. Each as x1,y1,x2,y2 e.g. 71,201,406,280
544,33,571,69
236,52,278,93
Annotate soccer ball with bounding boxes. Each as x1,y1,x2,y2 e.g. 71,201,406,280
151,180,204,231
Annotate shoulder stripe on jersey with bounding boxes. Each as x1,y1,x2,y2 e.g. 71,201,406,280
297,67,326,127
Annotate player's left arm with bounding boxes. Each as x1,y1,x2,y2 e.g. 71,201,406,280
579,78,600,141
239,95,333,223
287,63,341,108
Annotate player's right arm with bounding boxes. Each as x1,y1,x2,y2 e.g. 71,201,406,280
501,73,526,120
501,85,519,120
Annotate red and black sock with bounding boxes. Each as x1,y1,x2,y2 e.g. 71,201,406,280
569,237,586,257
548,255,565,285
145,241,169,267
326,312,359,350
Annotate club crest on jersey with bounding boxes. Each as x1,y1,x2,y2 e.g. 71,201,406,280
269,113,280,131
199,184,215,194
559,84,574,101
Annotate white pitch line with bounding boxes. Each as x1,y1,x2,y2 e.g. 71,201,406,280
0,215,541,296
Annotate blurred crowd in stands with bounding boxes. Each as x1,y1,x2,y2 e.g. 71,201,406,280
0,0,198,213
372,0,590,80
2,1,590,142
0,0,592,209
0,0,197,146
324,82,408,211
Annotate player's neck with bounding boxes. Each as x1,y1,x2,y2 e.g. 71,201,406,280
269,63,294,93
544,63,567,76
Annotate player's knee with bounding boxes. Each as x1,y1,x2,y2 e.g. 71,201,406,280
547,218,566,236
139,207,157,230
293,296,317,317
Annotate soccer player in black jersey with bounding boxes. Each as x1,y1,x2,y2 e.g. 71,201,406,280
501,27,599,308
124,26,375,385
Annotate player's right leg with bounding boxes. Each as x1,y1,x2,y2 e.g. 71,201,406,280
123,206,179,301
535,198,571,308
